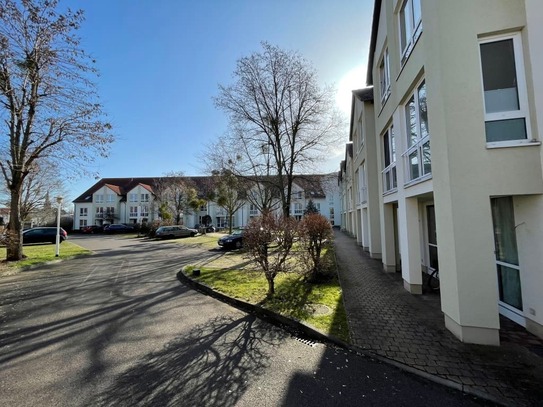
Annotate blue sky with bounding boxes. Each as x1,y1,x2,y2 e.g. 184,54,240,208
67,0,374,201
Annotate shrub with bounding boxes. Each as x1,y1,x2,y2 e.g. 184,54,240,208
299,213,333,282
243,212,298,297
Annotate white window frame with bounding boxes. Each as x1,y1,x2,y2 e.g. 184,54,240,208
79,219,87,228
129,206,138,217
399,0,422,65
80,207,88,217
379,47,391,103
95,194,104,204
479,33,532,147
141,205,149,217
402,79,431,183
381,125,397,193
141,193,150,203
129,193,138,203
106,193,115,203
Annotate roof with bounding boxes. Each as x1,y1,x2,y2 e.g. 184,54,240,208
73,174,338,203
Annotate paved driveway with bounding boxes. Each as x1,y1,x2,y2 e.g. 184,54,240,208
0,236,490,406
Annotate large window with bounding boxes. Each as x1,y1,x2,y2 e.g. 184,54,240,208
382,125,397,192
379,48,391,102
399,0,422,64
129,193,137,203
95,194,104,204
141,193,150,203
480,33,530,144
129,206,138,217
106,193,115,203
403,80,430,182
80,208,88,216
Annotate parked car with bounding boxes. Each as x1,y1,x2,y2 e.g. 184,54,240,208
22,227,67,244
155,225,198,239
104,224,134,234
81,225,102,234
194,224,216,233
218,229,244,250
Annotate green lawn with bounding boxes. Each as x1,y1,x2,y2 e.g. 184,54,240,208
185,246,350,342
0,241,91,273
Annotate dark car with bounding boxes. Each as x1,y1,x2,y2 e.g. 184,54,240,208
81,225,102,234
104,224,134,234
218,229,244,250
22,227,68,244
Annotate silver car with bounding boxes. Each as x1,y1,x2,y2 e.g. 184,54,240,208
155,225,198,239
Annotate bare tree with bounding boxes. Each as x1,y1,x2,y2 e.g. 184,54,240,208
213,169,247,234
153,172,190,225
214,42,343,217
0,0,114,260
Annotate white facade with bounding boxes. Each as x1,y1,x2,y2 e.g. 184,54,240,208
73,175,342,231
340,0,543,344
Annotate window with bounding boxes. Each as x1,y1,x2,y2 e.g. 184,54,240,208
106,193,115,203
79,219,87,228
106,207,115,218
249,204,258,216
359,164,368,204
403,80,431,182
141,205,149,217
356,112,364,151
379,48,391,102
199,204,207,212
96,207,104,218
95,194,104,203
294,203,303,214
129,206,138,217
399,0,422,64
480,33,530,144
382,125,397,192
80,208,88,216
141,193,150,202
329,207,335,226
129,193,137,203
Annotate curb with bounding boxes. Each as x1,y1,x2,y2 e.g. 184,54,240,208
177,267,509,407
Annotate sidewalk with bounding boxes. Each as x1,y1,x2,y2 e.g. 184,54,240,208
333,230,543,407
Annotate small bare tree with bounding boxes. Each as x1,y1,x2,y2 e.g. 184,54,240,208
213,169,247,233
214,42,343,217
153,172,190,225
0,0,114,260
243,212,298,297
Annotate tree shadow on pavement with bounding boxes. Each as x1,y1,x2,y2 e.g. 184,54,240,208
95,314,286,407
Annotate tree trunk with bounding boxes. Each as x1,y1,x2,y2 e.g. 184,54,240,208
266,275,275,298
228,212,233,234
6,187,23,261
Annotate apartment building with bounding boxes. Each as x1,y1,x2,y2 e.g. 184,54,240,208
340,0,543,345
73,174,341,231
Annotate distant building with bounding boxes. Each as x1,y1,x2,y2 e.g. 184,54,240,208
72,174,341,230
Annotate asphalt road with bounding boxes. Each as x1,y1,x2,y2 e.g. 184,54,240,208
0,235,492,406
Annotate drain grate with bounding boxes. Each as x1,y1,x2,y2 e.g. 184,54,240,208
294,336,317,347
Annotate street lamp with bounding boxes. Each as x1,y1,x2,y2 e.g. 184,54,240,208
55,196,62,257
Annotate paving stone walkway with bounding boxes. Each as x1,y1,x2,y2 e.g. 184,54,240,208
333,230,543,407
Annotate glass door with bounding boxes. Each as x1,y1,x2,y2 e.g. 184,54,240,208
491,197,524,326
426,205,439,272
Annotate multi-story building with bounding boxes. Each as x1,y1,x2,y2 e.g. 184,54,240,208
340,0,543,345
73,174,341,231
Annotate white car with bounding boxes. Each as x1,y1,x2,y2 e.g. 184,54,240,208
155,225,198,239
